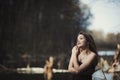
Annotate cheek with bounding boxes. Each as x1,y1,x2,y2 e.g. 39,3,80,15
81,40,86,45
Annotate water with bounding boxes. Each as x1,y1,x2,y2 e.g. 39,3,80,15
98,50,115,56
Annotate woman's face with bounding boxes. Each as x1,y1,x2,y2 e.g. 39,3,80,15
77,34,87,48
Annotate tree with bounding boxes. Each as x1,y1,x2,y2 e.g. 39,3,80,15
0,0,91,67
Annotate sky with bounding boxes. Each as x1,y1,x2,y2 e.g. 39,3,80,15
81,0,120,35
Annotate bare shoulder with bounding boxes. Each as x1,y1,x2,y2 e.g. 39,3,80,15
90,51,97,55
82,51,98,66
89,51,97,58
89,51,98,65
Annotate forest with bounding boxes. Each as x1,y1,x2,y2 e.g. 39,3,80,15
0,0,119,69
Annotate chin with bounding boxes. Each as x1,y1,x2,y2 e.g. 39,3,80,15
77,46,82,48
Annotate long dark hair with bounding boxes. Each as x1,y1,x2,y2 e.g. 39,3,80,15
78,31,98,55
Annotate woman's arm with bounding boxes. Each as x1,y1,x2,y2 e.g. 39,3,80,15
75,52,97,73
68,46,79,73
68,52,76,73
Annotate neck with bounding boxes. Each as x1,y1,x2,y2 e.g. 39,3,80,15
80,46,86,52
80,46,89,54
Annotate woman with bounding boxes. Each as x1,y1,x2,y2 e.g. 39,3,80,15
68,31,98,80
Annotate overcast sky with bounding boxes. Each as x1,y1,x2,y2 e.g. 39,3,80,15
81,0,120,34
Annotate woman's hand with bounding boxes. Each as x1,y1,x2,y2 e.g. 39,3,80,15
72,46,79,55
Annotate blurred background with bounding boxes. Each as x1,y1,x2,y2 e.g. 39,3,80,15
0,0,120,80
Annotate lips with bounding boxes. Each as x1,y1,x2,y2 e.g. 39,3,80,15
77,42,81,47
77,42,80,45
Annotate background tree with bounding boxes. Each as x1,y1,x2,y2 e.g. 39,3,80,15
89,30,118,50
0,0,91,67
